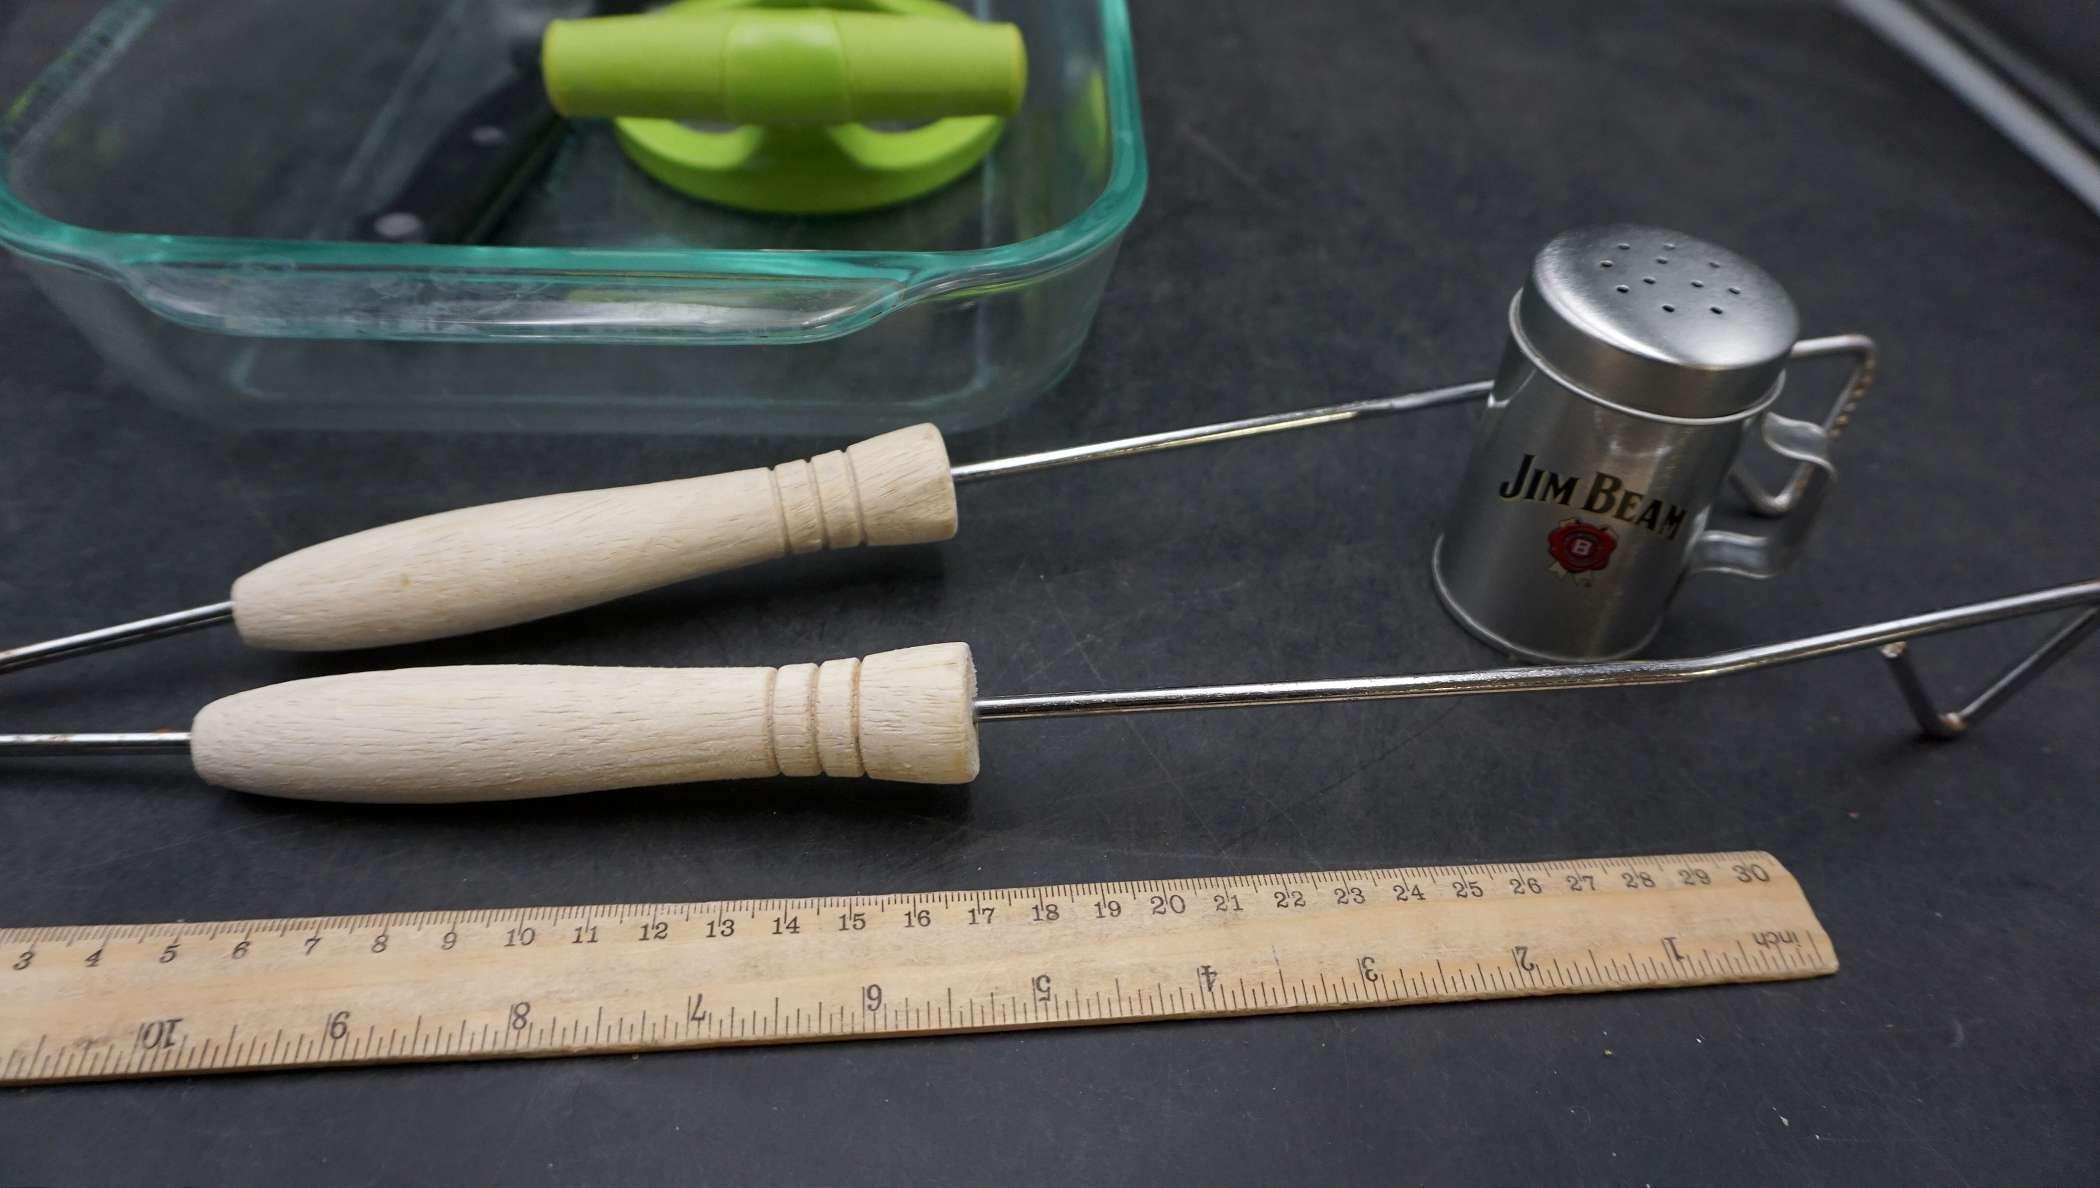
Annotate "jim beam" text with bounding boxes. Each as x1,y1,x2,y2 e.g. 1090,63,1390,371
1496,453,1688,541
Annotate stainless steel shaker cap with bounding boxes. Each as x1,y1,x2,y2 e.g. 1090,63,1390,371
1513,225,1800,419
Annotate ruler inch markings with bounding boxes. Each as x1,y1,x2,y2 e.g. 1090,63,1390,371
0,850,1831,1086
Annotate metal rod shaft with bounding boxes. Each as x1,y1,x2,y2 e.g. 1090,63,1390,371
956,335,1868,487
972,580,2100,720
949,382,1494,483
0,602,234,677
1877,642,1962,738
1956,605,2100,727
2,583,2094,757
1841,0,2100,218
1879,604,2100,737
0,733,193,755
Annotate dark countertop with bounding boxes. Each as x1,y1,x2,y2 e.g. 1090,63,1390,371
3,1,2097,1183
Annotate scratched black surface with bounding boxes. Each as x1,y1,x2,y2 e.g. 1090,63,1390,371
3,1,2099,1184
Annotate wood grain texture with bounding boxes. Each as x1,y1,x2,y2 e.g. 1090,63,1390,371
190,644,980,802
230,424,957,651
861,642,979,783
0,853,1834,1086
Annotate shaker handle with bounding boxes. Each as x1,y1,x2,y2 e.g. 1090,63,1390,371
1729,334,1878,515
1687,334,1877,580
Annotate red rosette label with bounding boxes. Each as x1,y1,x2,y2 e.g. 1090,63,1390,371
1546,518,1617,574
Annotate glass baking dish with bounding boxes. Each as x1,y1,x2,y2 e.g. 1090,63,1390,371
0,0,1145,432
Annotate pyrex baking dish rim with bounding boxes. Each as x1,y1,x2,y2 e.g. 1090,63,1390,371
0,0,1147,346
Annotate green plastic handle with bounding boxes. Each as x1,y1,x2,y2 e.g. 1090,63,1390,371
543,8,1026,125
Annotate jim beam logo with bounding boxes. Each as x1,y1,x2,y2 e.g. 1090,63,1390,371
1496,453,1688,579
1546,518,1615,576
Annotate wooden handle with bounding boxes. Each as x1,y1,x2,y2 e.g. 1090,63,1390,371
190,644,979,802
230,425,956,651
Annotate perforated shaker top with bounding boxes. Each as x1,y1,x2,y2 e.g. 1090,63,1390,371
1514,225,1800,419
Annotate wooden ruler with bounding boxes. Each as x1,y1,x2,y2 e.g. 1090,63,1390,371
0,850,1833,1085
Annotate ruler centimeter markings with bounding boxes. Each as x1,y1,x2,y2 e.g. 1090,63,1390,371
0,851,1833,1085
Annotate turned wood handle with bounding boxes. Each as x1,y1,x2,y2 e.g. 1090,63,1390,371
191,644,979,802
230,425,956,651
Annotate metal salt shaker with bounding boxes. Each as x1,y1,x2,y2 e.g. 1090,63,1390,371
1434,225,1870,662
